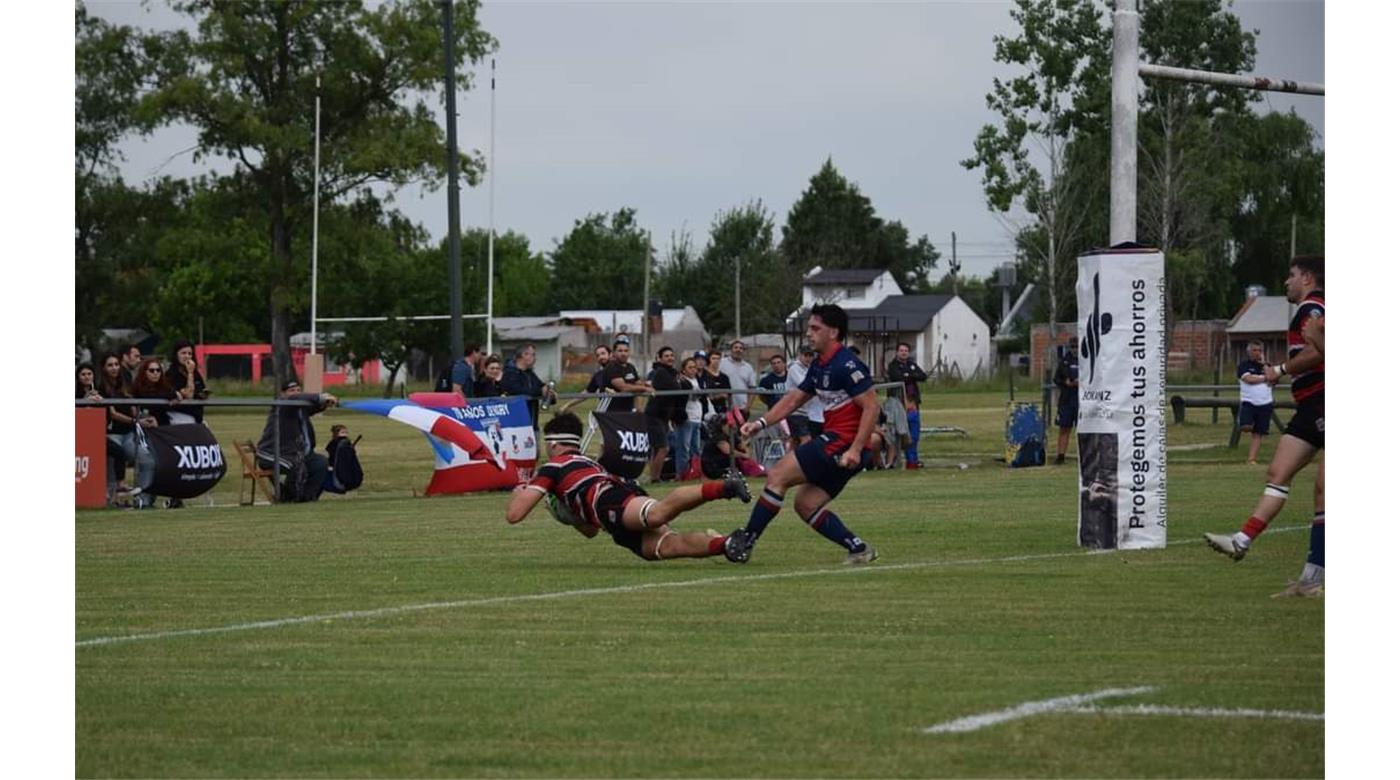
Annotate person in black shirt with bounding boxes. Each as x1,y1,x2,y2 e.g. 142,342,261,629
698,350,732,416
474,355,504,397
1052,344,1080,465
96,352,138,499
167,339,210,425
886,342,928,468
501,343,556,428
601,338,650,412
561,344,613,413
643,346,683,482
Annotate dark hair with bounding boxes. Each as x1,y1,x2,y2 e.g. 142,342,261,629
730,339,745,349
76,362,96,395
169,339,195,361
331,424,348,437
1290,255,1324,288
544,411,584,438
897,341,912,351
809,304,848,341
120,343,140,358
1247,339,1264,349
657,345,674,359
681,356,697,372
131,357,174,398
484,354,502,368
465,343,480,356
770,353,786,364
98,352,128,397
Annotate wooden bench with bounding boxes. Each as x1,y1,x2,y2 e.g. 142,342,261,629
233,440,278,506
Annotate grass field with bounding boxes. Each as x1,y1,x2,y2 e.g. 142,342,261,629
75,391,1323,777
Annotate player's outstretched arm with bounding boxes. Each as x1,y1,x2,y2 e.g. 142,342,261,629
741,388,812,437
506,484,545,524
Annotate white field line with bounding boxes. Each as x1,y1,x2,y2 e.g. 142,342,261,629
924,687,1157,734
76,525,1307,649
1068,704,1324,722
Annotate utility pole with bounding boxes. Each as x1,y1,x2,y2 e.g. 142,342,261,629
950,231,960,296
1290,213,1297,258
441,0,464,360
733,254,741,342
642,233,651,363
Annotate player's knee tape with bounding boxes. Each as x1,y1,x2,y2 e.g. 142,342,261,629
1263,482,1290,500
651,529,675,560
638,498,659,528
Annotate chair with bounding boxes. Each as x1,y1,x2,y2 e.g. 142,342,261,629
233,440,278,506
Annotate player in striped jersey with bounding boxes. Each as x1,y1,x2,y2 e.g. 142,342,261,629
1205,256,1325,596
723,304,880,565
505,412,751,561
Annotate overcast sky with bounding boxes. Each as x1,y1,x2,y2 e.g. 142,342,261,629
91,0,1324,281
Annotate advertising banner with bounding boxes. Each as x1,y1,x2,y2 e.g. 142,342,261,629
1075,247,1167,549
142,424,228,499
75,408,107,508
592,411,651,480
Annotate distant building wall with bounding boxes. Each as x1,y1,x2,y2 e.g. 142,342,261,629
1030,320,1230,378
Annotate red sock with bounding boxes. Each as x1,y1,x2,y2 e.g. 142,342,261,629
707,535,726,554
1242,516,1268,540
701,481,724,501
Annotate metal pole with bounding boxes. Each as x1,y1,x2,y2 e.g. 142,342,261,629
1139,63,1324,96
951,231,959,296
642,232,651,364
1291,213,1297,258
734,254,741,341
442,1,464,360
1110,0,1140,246
310,75,321,354
486,57,497,357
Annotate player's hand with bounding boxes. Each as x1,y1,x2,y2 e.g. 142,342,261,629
739,421,762,438
1263,365,1280,384
838,448,862,470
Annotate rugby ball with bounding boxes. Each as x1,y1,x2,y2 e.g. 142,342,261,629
545,494,582,526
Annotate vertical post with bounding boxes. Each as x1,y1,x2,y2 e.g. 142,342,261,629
310,75,321,355
1290,213,1297,258
642,232,651,364
951,231,959,295
1110,0,1140,245
733,254,741,341
486,57,497,357
443,0,464,361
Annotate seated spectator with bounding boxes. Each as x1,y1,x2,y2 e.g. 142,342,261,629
166,339,210,426
323,424,364,494
256,379,339,503
700,412,764,479
474,355,505,397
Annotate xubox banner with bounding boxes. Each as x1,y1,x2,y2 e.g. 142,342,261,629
1075,247,1167,550
591,411,651,480
142,424,228,499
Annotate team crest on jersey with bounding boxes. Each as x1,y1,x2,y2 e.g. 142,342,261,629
851,370,865,383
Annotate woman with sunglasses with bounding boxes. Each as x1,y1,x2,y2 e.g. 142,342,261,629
126,358,184,508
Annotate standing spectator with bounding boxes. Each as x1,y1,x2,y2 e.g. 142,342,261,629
719,339,757,412
256,379,339,503
643,346,681,482
602,337,649,412
675,356,704,479
75,363,98,399
699,350,732,416
757,353,794,454
474,355,505,397
501,343,556,428
560,344,612,413
785,346,820,445
119,343,143,386
450,343,481,400
1052,344,1080,465
166,339,210,426
886,342,929,469
1236,340,1274,466
97,353,138,500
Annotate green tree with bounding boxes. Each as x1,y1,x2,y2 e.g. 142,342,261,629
961,0,1109,339
144,0,495,386
780,159,939,291
703,201,794,337
548,208,653,310
461,229,551,321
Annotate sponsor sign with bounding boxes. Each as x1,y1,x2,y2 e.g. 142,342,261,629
75,408,107,508
1075,248,1167,549
142,424,228,499
592,411,650,480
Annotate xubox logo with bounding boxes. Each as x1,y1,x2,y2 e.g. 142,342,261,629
174,444,224,469
618,431,650,454
1080,272,1114,383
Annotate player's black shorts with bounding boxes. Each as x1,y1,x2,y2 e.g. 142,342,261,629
1283,392,1324,449
794,433,873,500
645,415,670,452
593,484,648,559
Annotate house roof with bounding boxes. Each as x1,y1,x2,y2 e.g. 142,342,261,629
557,307,705,335
844,294,956,333
1228,295,1291,334
803,268,885,285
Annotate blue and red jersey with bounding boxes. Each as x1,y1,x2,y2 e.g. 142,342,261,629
796,344,875,453
1287,290,1324,402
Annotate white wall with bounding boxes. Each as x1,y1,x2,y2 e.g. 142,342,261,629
799,271,900,310
929,298,991,379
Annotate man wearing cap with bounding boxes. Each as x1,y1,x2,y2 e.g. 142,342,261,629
256,380,339,502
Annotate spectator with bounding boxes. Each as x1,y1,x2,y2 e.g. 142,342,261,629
474,355,505,397
643,346,682,482
560,344,612,413
501,343,556,428
1237,339,1274,466
785,346,820,445
119,343,143,386
719,339,757,412
756,353,794,454
700,411,764,479
451,343,481,400
602,337,650,412
1053,343,1080,465
886,342,928,468
674,356,704,479
127,358,184,509
97,352,138,500
698,350,732,416
166,339,210,426
256,379,339,503
75,362,98,399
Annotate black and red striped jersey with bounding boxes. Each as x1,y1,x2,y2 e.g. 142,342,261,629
1287,290,1324,402
525,451,624,527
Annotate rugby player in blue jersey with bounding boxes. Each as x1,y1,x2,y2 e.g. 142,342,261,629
723,304,880,564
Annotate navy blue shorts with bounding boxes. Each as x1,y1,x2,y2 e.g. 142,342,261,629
794,433,873,499
788,414,811,439
1056,398,1079,428
1238,402,1273,435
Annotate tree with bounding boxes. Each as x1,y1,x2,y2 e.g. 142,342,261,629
961,0,1109,341
548,208,653,310
780,159,939,291
701,201,794,337
144,0,495,386
460,229,552,320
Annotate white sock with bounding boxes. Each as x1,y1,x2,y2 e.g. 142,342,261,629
1300,563,1324,584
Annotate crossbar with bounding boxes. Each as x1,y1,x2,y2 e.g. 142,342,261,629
1140,63,1324,96
315,314,491,323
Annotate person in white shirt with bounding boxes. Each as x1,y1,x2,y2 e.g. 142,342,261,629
784,346,823,445
1236,340,1275,465
719,339,758,413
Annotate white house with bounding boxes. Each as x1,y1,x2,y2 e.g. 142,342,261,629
799,267,902,310
492,316,592,382
556,306,711,354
